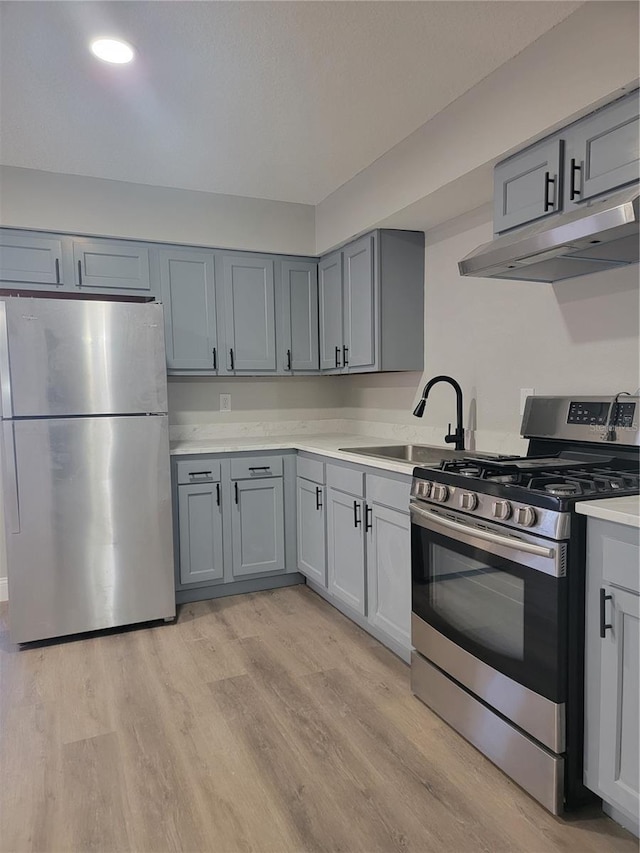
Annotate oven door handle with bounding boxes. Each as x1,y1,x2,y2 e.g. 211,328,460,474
410,502,556,559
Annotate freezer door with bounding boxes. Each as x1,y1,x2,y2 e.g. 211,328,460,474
4,415,175,643
0,298,167,417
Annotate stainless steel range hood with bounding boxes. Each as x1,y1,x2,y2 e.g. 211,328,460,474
459,187,640,283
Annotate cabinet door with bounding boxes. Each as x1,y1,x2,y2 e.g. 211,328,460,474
223,255,276,372
567,95,640,206
231,478,285,577
318,251,344,372
281,260,319,372
178,482,224,585
160,249,218,371
73,241,151,292
598,585,640,818
0,233,63,288
367,503,411,649
327,487,365,614
297,478,326,586
494,138,563,233
343,234,377,372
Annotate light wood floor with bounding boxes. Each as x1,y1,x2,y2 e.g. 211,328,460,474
0,585,635,853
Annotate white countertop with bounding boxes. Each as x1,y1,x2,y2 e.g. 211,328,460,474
576,495,640,528
170,433,420,474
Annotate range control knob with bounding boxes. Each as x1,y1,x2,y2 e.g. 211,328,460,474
417,481,431,499
492,499,512,520
515,506,537,528
432,484,450,503
459,492,478,511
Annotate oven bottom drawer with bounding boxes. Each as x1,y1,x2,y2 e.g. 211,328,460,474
411,650,564,815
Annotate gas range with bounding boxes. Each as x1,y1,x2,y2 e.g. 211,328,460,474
412,451,639,540
409,394,639,815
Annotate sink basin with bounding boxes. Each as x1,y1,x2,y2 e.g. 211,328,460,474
340,444,470,466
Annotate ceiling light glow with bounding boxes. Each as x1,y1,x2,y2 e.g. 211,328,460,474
90,38,135,64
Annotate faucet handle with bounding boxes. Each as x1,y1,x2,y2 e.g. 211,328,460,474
444,423,454,444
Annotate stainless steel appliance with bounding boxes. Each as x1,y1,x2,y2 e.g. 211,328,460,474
459,186,639,282
0,297,175,644
410,395,639,814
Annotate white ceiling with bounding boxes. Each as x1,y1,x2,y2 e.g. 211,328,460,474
0,1,582,205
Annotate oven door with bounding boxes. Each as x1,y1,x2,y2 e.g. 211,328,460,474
411,501,567,705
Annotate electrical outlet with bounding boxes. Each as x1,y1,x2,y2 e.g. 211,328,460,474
520,388,534,415
220,394,231,413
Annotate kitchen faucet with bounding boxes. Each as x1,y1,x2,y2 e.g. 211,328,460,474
412,375,465,451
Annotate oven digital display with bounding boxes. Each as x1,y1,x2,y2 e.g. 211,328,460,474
567,400,636,427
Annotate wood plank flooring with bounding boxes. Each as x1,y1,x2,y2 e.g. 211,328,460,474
0,585,635,853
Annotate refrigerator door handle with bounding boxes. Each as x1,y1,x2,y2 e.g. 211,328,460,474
0,302,13,419
2,422,20,533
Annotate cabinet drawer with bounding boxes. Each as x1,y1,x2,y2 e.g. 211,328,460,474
297,455,325,485
366,474,411,513
230,455,283,480
327,462,364,497
176,459,221,485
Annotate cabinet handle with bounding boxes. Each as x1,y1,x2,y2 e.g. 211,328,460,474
335,346,342,369
365,504,373,532
189,470,212,480
570,158,582,201
212,347,217,370
55,258,61,284
249,466,271,473
229,348,235,370
343,345,349,366
315,486,322,511
599,588,613,638
77,259,83,285
353,500,361,528
286,349,292,371
234,481,239,504
544,171,556,212
216,483,221,506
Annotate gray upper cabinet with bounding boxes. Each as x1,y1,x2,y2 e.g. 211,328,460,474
231,476,285,578
318,251,344,372
327,486,366,615
566,93,640,207
178,481,224,585
223,255,276,373
280,259,319,373
73,240,152,292
0,232,64,288
343,234,377,372
319,230,424,375
494,138,563,233
160,248,218,372
296,477,326,586
366,502,411,651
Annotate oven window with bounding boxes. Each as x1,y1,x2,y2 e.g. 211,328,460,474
431,544,525,660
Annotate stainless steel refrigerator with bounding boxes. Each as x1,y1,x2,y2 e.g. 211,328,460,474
0,297,175,643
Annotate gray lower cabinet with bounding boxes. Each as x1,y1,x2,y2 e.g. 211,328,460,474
494,137,563,233
73,239,152,293
327,486,366,615
566,92,640,208
178,482,224,585
366,502,411,650
584,516,640,834
280,259,319,373
160,248,218,371
296,477,326,586
0,232,64,288
231,477,286,578
223,255,276,372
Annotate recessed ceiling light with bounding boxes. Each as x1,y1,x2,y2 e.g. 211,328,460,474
90,38,135,65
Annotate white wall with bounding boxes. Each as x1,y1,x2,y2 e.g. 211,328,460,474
0,165,316,256
315,1,640,252
341,205,640,450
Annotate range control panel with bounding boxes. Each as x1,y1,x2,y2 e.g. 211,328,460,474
567,400,636,427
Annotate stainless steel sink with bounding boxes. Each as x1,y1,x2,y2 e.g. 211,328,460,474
340,444,470,466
